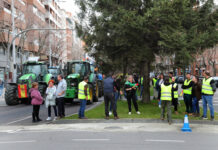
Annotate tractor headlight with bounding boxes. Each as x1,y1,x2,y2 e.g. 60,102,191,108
71,83,76,87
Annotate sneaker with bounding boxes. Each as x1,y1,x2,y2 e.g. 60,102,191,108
114,116,119,120
128,112,132,115
137,111,141,115
201,116,208,120
53,117,57,121
105,116,109,120
159,105,161,108
46,117,52,121
211,117,214,121
109,111,112,116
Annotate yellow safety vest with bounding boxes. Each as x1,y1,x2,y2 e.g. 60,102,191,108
153,78,157,87
78,81,90,100
141,77,143,84
161,84,172,101
173,83,178,98
169,78,172,83
183,79,192,95
202,77,213,95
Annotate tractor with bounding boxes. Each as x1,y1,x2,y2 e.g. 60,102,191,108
64,60,103,104
5,57,52,105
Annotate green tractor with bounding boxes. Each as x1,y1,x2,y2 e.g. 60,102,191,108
5,57,52,105
64,60,103,104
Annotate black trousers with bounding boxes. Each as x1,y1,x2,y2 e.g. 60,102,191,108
104,92,118,117
48,106,57,117
32,105,40,121
127,94,138,112
184,94,192,113
172,98,178,111
56,97,65,117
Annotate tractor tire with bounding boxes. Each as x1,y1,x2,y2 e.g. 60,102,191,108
87,86,94,105
5,84,19,106
93,82,99,102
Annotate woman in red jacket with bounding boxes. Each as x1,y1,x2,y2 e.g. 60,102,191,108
30,82,43,123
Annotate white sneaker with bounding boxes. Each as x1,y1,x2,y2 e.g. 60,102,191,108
46,117,52,121
137,111,141,115
109,112,112,116
159,105,161,108
53,117,57,121
128,112,131,115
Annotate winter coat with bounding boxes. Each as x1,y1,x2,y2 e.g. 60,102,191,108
192,83,202,101
45,86,56,108
30,88,43,105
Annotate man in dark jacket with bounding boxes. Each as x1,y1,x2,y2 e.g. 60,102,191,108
103,73,119,120
192,76,202,117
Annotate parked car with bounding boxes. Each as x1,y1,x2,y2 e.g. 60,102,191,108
212,76,218,88
176,75,184,84
48,66,62,84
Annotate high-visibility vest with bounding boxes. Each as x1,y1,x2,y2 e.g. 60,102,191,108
161,84,172,101
183,79,192,95
169,78,172,83
173,83,178,98
78,81,90,100
141,77,143,84
153,78,157,87
202,77,214,95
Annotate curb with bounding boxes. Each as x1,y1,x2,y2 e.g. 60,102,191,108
54,118,218,125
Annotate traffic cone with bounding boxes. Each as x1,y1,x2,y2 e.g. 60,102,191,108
181,115,192,132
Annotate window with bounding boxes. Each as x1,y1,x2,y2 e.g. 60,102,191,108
0,47,5,55
3,2,11,10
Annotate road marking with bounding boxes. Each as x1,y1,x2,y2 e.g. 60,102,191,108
145,140,185,143
0,140,36,144
6,116,31,125
72,139,110,141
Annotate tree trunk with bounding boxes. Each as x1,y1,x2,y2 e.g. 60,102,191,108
142,61,150,104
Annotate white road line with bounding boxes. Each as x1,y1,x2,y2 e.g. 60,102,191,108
72,139,110,141
0,140,36,144
6,116,31,125
145,140,185,143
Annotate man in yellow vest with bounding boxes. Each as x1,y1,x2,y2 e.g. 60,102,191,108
182,73,194,116
152,76,158,99
201,71,216,121
160,77,173,125
140,76,144,98
172,77,178,114
78,76,89,119
169,72,173,83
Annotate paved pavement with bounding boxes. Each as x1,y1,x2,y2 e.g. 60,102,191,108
0,123,218,150
0,89,103,126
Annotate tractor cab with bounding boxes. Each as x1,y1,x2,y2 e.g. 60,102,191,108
67,61,91,78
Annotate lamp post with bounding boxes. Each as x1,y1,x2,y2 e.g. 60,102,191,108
11,0,16,82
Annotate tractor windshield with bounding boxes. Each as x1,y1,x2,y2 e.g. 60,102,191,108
23,64,47,76
71,63,86,75
48,69,58,75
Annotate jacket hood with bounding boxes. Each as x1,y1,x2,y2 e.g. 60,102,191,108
29,88,37,93
164,82,171,86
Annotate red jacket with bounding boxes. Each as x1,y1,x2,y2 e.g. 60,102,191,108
30,88,43,105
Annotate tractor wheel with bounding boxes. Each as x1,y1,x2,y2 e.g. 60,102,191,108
93,83,99,102
87,87,94,105
5,84,19,106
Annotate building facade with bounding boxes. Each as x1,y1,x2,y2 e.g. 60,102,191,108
0,0,85,81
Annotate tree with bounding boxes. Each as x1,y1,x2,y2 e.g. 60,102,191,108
75,0,218,103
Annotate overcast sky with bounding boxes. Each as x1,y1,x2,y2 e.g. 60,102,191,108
60,0,218,17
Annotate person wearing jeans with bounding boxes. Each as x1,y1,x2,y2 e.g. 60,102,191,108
201,71,216,121
56,75,67,118
104,74,119,120
192,76,201,117
78,76,89,119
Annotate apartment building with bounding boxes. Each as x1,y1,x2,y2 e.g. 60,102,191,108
0,0,85,81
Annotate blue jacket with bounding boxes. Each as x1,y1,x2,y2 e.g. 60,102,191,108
103,77,114,93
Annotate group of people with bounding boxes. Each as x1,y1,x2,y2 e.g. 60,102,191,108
151,70,216,125
182,71,216,121
30,70,216,123
30,75,67,123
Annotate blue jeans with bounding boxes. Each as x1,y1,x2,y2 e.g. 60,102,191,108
78,99,87,118
110,92,118,111
202,95,214,118
192,97,200,114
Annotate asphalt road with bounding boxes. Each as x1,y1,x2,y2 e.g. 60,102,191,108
0,98,103,126
0,130,217,150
